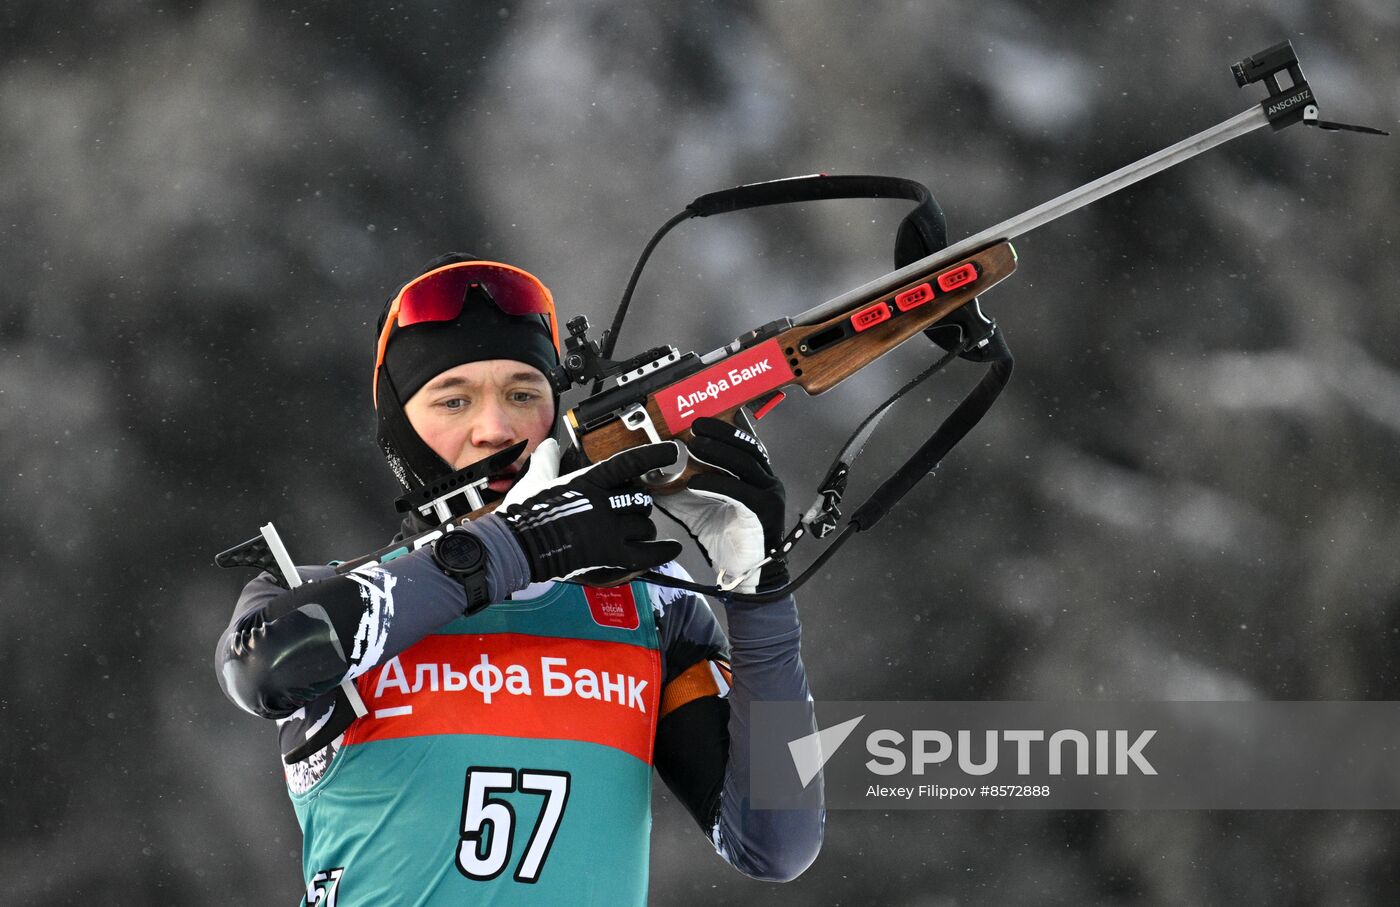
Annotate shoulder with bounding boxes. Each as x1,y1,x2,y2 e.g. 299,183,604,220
644,561,729,684
641,560,698,619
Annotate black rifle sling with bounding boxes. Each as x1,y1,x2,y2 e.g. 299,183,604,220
600,174,950,366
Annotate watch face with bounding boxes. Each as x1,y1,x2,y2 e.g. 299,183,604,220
436,530,485,572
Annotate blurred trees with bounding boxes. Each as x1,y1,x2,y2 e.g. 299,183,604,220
2,1,1397,903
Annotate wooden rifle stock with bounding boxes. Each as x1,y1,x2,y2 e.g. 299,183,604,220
570,240,1018,489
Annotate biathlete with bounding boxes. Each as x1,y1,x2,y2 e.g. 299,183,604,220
214,253,824,905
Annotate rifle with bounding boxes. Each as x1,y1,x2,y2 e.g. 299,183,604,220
519,40,1388,601
216,40,1384,762
222,41,1386,600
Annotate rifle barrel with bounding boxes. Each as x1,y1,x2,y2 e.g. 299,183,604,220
795,105,1270,326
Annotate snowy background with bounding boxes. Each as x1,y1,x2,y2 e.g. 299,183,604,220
4,1,1399,903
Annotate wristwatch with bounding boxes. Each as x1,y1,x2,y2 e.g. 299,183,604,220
431,529,491,615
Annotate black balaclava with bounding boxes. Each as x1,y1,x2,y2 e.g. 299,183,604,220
375,252,560,493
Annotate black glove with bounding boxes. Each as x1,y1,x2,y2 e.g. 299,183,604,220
683,417,789,592
500,442,684,585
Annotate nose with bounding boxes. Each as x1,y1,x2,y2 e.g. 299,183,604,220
469,397,516,450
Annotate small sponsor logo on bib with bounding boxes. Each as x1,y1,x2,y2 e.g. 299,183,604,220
584,585,640,630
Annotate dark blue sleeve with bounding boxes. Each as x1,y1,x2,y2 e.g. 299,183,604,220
650,564,824,882
214,514,531,719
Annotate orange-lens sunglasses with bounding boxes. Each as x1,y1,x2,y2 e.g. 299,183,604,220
372,261,560,407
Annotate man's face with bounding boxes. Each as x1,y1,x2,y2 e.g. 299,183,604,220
403,359,555,495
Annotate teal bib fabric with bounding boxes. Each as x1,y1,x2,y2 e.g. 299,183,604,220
291,580,662,906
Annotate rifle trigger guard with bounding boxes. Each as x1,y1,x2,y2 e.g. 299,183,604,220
621,403,662,443
620,404,688,486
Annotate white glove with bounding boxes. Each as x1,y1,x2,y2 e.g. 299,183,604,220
657,487,767,594
658,417,789,595
500,439,566,509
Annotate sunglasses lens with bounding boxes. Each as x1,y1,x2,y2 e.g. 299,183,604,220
397,264,553,328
